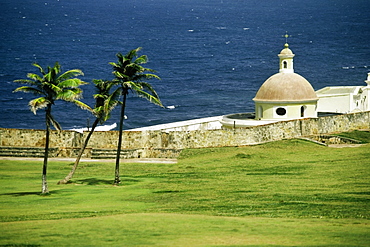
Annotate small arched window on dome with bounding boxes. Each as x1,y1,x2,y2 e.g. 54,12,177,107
258,105,263,119
283,61,288,69
300,106,306,117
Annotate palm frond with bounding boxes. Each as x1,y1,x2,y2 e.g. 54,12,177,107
92,106,104,119
125,81,163,107
58,69,84,81
133,73,161,82
98,80,115,93
143,67,157,73
44,63,61,82
104,87,122,112
134,55,148,65
113,71,130,81
43,82,62,94
29,97,49,114
57,78,88,88
52,62,62,75
93,93,106,102
93,80,115,99
124,80,139,91
14,79,37,85
109,62,122,71
115,53,130,69
134,88,163,107
114,47,141,67
26,73,43,82
116,53,125,63
56,88,83,101
13,86,44,96
126,63,145,72
72,100,92,112
32,63,46,75
100,109,113,122
126,47,141,60
91,81,121,121
138,82,160,99
109,62,118,67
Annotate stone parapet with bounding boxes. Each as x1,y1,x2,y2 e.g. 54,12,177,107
0,111,369,158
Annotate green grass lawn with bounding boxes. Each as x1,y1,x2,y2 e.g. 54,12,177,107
0,139,369,246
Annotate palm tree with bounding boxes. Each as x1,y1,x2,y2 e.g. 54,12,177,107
110,47,163,184
57,80,121,184
13,62,90,194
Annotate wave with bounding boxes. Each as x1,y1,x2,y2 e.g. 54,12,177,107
69,123,117,133
342,65,369,70
166,105,180,109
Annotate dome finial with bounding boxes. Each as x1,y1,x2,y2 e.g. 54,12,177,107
278,32,295,73
283,31,291,46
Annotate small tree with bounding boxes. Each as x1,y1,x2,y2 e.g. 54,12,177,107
14,62,90,194
57,80,121,184
110,47,163,184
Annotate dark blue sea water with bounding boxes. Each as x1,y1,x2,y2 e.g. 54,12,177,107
1,0,369,130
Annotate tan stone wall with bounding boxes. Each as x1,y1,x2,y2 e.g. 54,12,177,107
0,129,82,148
1,111,369,158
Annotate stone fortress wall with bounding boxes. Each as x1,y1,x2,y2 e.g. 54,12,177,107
0,111,369,159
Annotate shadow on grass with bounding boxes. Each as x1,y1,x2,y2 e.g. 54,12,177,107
153,190,181,193
73,178,113,185
73,177,141,186
0,245,42,247
0,190,63,197
1,191,41,196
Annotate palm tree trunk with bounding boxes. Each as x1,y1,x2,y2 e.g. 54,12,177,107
42,106,51,194
57,118,100,185
114,90,127,185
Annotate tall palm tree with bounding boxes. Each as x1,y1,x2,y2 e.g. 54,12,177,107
110,47,163,184
13,62,90,194
57,80,121,184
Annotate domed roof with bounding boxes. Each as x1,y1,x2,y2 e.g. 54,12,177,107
279,43,294,55
253,72,318,102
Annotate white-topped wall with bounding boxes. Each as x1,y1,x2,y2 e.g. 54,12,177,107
316,73,370,114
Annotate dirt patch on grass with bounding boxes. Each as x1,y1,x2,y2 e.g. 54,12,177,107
328,144,364,148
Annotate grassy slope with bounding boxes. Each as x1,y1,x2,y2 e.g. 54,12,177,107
335,130,370,143
0,139,369,246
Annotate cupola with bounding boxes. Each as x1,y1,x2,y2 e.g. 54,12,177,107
278,43,295,73
253,40,318,120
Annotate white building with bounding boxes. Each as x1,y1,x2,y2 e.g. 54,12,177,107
252,43,318,120
221,42,319,128
316,73,370,113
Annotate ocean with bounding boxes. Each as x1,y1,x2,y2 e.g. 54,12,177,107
1,0,369,130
